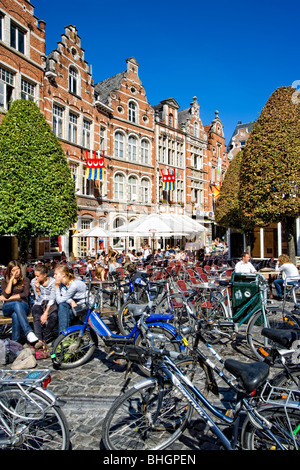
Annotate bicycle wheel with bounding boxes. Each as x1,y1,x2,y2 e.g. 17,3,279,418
243,406,300,450
134,326,182,376
0,386,70,450
117,301,138,335
246,308,290,361
52,328,98,369
102,377,193,450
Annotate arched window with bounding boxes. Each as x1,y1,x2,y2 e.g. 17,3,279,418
169,113,173,127
128,175,138,201
141,139,150,164
114,173,125,200
128,101,136,123
141,178,150,204
114,132,124,158
128,135,137,161
69,67,78,95
194,121,199,138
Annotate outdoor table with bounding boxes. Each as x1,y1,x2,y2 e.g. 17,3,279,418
259,269,279,299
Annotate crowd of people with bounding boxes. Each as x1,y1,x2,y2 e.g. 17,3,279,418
0,244,299,354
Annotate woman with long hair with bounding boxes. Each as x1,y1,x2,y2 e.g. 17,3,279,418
54,265,87,333
0,260,39,344
273,254,299,299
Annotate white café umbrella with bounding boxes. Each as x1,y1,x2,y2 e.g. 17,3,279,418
73,226,113,255
111,213,206,237
111,213,206,262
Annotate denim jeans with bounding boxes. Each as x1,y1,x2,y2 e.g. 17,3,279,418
273,279,297,297
58,302,74,333
2,300,31,342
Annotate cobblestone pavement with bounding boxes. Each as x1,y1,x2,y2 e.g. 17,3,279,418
3,299,298,451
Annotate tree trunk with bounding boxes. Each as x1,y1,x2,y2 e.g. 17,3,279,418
283,217,296,264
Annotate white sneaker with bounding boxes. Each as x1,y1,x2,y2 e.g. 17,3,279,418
27,332,38,344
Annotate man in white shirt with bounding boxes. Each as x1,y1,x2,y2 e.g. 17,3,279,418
234,252,257,274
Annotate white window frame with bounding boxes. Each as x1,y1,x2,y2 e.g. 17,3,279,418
83,119,91,149
69,67,78,95
21,78,34,101
128,101,137,123
0,67,14,110
114,173,125,200
128,135,137,161
141,178,150,204
114,131,124,158
10,22,25,54
141,139,150,164
68,111,78,144
53,103,63,138
128,175,138,201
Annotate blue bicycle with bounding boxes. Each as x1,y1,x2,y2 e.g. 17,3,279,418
50,301,184,376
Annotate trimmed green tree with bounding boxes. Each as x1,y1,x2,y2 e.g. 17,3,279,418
239,86,300,260
214,150,255,253
0,100,78,263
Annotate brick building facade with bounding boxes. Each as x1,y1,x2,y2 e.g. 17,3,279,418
0,0,230,261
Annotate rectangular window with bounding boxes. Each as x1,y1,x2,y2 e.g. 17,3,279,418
21,79,34,101
69,68,77,95
68,112,77,144
10,23,25,54
53,104,63,138
0,67,14,109
83,119,91,148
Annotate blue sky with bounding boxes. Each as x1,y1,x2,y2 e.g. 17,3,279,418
34,0,299,145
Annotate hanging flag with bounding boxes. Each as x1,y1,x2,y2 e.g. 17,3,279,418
214,185,221,199
85,150,105,180
161,168,176,191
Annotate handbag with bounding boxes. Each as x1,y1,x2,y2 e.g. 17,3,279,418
34,342,50,360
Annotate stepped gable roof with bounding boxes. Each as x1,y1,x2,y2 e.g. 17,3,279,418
94,71,126,105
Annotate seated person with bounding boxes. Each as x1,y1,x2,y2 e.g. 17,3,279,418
0,260,39,345
274,254,299,299
54,265,87,333
31,264,58,345
234,252,257,274
93,265,106,281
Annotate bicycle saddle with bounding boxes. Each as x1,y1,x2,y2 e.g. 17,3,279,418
261,328,300,348
224,358,269,393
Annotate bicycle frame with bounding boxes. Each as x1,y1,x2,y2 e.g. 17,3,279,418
155,355,295,450
59,306,185,351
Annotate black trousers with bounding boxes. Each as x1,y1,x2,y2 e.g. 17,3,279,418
32,304,58,342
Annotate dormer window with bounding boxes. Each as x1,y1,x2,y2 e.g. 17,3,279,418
128,101,136,123
69,67,78,95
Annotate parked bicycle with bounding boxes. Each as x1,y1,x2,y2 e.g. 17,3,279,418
50,297,184,376
102,344,300,451
0,368,70,450
180,272,295,361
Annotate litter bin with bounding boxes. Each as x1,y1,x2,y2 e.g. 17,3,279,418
231,272,262,322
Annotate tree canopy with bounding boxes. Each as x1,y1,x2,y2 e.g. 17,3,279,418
0,100,78,262
239,86,300,227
